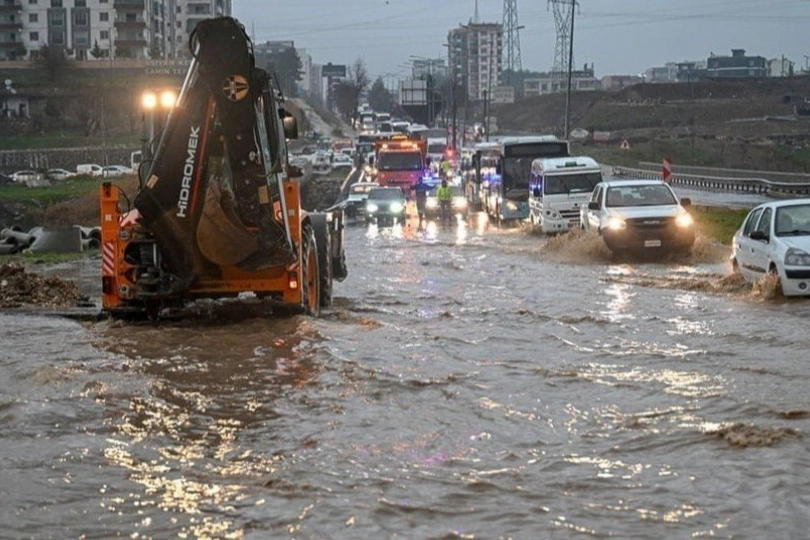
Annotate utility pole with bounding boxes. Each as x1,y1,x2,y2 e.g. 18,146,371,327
483,89,489,141
563,0,576,139
502,0,523,88
549,0,575,94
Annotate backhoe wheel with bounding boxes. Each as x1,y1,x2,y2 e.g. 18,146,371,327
301,223,321,316
308,213,333,308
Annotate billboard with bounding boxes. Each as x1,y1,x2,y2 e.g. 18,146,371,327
400,79,427,105
322,63,346,78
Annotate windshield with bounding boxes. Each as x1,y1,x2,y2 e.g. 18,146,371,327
502,157,532,192
378,151,422,171
544,172,602,195
428,143,447,154
368,188,404,201
605,184,677,207
775,204,810,236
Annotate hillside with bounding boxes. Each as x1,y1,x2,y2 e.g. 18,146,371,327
494,78,810,172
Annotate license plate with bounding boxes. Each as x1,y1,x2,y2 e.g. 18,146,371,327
645,239,662,248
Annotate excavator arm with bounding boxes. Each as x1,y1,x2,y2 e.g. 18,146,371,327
133,16,294,293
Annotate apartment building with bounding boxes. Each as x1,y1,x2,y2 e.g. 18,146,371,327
0,0,230,61
447,22,502,102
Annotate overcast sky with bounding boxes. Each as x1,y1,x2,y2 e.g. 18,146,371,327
233,0,810,83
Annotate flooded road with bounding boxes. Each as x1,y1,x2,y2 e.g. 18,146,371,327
2,213,810,539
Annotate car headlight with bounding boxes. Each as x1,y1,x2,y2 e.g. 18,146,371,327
506,201,518,211
389,202,404,213
426,199,438,209
785,247,810,266
606,216,626,230
366,203,378,213
544,208,562,220
675,213,694,228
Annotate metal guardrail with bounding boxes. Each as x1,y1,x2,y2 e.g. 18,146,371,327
638,162,810,185
612,166,810,197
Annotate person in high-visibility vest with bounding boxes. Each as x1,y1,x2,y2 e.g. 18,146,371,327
440,158,453,179
436,179,454,222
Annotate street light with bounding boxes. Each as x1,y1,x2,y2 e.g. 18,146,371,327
140,88,177,163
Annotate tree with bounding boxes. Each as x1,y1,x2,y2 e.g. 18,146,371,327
149,38,162,60
89,40,103,60
368,77,392,112
36,44,72,82
266,47,303,98
332,57,369,122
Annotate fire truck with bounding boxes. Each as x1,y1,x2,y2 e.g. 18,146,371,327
371,135,427,197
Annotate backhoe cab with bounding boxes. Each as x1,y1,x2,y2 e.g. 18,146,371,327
99,16,346,319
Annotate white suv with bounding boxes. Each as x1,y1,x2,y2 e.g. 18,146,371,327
581,179,695,255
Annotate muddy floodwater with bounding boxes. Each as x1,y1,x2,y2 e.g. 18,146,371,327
2,213,809,539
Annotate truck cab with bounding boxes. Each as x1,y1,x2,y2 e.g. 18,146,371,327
373,135,426,197
528,156,602,233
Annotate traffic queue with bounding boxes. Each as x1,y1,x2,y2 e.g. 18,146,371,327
336,106,699,262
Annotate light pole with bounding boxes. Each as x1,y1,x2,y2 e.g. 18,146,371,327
140,89,177,163
483,89,489,142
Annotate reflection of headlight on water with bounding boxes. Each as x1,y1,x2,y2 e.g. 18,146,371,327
675,213,694,228
389,202,404,213
452,198,467,209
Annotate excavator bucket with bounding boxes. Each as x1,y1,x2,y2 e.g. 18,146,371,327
196,182,258,266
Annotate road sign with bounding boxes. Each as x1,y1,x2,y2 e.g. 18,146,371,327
662,157,673,183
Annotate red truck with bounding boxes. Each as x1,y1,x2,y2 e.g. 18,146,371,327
372,136,427,197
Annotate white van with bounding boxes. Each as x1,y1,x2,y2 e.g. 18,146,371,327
528,156,603,233
76,163,103,177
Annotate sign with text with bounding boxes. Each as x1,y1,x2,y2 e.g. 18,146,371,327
144,59,191,77
321,63,346,78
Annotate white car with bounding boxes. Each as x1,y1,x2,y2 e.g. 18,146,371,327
10,170,42,183
331,153,354,169
343,182,379,218
46,168,76,181
581,179,695,255
101,165,135,178
731,199,810,296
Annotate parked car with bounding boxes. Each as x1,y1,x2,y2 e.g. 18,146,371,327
581,179,695,255
343,182,379,218
76,164,104,176
365,186,407,226
424,184,468,220
731,199,810,296
10,170,42,183
46,168,76,181
100,164,135,178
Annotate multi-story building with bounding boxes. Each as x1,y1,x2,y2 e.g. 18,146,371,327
706,49,766,78
0,0,230,61
768,56,794,78
523,66,599,97
447,22,502,102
